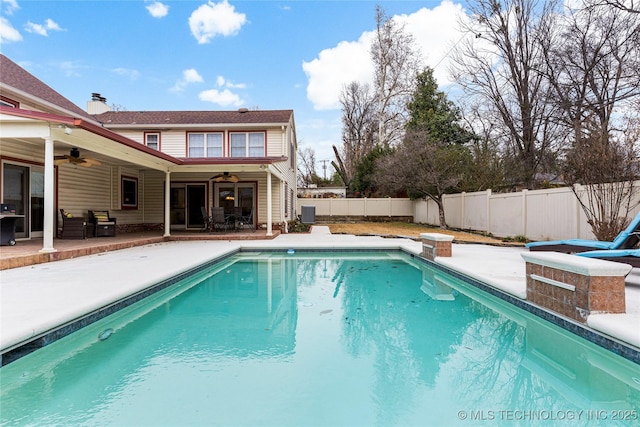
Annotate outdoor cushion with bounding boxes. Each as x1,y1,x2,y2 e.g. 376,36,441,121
93,211,110,222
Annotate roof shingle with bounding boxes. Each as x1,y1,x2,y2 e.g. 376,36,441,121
94,109,293,126
0,54,94,120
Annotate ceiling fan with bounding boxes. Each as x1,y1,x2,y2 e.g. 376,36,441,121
54,148,101,167
211,172,239,183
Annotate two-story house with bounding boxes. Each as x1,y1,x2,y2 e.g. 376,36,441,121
0,54,298,253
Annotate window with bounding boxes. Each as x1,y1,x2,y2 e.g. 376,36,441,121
0,96,18,108
145,133,160,150
188,132,223,157
230,132,265,157
121,176,138,209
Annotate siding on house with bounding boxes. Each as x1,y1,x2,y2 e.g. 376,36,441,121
1,54,298,236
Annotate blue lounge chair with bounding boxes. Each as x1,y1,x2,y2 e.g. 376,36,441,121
576,249,640,268
526,212,640,253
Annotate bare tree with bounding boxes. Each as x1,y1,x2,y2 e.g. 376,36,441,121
540,4,640,147
563,119,639,240
451,0,562,188
371,5,422,148
333,81,377,189
588,0,640,13
374,127,471,227
297,146,318,188
540,4,640,239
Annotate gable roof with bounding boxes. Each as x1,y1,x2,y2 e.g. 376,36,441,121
94,109,294,127
0,54,94,121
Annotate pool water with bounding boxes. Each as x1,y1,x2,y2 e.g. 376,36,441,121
1,252,639,426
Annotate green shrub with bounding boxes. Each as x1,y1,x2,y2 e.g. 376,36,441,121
288,219,311,233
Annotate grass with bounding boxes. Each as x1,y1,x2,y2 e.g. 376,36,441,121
323,221,523,246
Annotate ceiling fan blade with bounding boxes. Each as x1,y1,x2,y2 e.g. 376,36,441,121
82,157,101,166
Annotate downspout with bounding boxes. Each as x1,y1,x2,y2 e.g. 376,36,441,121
40,137,56,253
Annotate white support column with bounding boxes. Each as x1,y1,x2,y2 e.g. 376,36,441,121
40,137,56,253
164,170,171,237
266,169,273,236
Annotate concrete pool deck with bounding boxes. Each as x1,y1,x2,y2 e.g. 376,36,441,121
1,226,639,364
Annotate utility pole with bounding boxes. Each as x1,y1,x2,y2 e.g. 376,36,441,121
320,159,329,180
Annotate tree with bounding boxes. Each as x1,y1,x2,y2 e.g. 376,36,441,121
562,119,639,240
350,145,393,197
334,81,377,190
406,68,476,144
374,68,473,227
589,0,640,13
297,146,319,188
375,128,471,227
540,4,640,239
371,5,422,148
451,0,562,188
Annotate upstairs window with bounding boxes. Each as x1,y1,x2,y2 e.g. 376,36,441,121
145,133,160,150
0,96,18,108
188,132,223,157
230,132,265,157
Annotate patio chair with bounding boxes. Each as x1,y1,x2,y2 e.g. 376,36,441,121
237,208,255,232
201,206,213,232
211,207,232,232
88,210,116,237
576,248,640,268
526,212,640,253
59,209,86,239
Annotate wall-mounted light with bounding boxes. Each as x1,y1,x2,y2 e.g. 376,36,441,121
64,126,72,135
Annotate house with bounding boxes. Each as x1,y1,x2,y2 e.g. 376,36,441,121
0,54,298,253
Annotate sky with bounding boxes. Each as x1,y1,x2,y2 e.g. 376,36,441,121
1,0,472,174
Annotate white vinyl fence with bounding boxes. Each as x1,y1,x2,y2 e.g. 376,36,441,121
299,181,640,241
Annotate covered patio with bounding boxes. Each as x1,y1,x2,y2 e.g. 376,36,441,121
0,229,278,271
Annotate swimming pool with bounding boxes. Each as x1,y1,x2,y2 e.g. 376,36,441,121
1,251,639,426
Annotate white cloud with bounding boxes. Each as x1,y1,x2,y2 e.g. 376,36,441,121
216,75,246,89
189,0,247,44
3,0,19,15
24,18,64,36
170,68,204,93
302,34,374,111
302,0,469,111
146,1,169,18
0,16,22,43
111,67,141,81
58,61,83,78
199,88,244,107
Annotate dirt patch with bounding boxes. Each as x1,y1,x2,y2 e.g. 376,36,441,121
323,222,523,246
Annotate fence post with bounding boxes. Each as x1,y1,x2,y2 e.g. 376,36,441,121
330,197,333,217
388,197,392,217
522,189,528,237
486,189,492,235
364,197,367,217
461,192,466,229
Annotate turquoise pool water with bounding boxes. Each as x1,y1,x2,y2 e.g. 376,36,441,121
1,251,639,426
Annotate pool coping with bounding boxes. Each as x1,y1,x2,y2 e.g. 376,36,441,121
1,238,639,366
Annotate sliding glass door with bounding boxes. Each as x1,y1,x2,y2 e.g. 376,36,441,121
1,162,45,239
170,183,206,230
215,183,255,224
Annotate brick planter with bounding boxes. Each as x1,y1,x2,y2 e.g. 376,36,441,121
420,233,454,261
521,252,630,323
